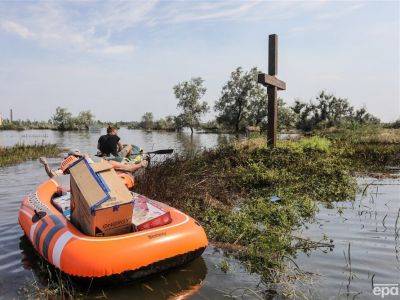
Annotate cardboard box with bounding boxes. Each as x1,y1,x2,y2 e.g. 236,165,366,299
69,158,134,236
131,194,172,231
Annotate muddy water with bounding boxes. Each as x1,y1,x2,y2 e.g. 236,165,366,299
0,129,399,299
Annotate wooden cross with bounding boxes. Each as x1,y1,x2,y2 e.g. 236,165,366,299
258,34,286,148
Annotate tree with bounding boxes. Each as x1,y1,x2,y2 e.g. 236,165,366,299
215,67,261,132
173,115,185,132
51,107,72,130
141,112,154,130
75,110,94,130
352,107,380,124
247,68,268,127
291,91,380,131
173,77,209,134
278,99,297,130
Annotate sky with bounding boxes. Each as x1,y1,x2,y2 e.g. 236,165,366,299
0,0,398,122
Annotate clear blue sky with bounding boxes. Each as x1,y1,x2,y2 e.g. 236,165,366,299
0,0,398,122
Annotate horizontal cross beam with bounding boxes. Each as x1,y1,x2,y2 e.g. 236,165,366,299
257,73,286,91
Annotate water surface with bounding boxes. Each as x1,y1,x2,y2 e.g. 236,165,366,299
0,129,399,299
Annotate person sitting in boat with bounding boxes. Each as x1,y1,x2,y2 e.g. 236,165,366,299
97,125,132,158
39,149,92,178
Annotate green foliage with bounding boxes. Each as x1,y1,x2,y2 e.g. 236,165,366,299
141,112,154,130
0,144,61,167
173,77,209,133
51,107,73,131
323,127,400,171
278,99,297,130
292,91,380,131
297,136,331,152
214,67,256,132
152,116,176,131
199,120,220,132
137,137,361,282
74,110,94,130
385,119,400,129
219,259,230,273
214,67,299,133
51,107,95,131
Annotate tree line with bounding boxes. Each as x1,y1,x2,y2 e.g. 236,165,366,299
0,108,97,131
147,66,382,133
1,66,392,132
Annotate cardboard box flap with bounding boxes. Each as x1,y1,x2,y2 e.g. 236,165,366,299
92,160,113,173
98,169,132,203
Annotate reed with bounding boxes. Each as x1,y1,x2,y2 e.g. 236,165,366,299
0,144,61,167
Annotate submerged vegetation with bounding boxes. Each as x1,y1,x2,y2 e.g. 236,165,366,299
0,144,61,167
137,128,400,287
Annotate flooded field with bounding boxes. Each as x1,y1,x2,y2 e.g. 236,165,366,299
0,129,399,299
295,176,400,299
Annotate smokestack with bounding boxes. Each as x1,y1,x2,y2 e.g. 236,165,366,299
10,109,13,123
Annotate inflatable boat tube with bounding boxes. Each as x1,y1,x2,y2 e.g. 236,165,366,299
18,179,208,278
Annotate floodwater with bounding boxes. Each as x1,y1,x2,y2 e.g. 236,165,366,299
294,176,400,299
0,129,399,299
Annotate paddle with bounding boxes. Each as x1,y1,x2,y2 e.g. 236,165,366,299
95,148,174,158
145,149,174,155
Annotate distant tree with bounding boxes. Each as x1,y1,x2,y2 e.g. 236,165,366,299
352,107,380,124
291,91,380,131
387,119,400,129
51,107,73,131
173,115,185,132
173,77,209,134
247,68,268,127
278,99,297,130
164,115,176,131
215,67,254,133
141,112,154,130
75,110,94,130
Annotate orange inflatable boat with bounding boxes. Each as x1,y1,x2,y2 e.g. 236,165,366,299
18,179,208,278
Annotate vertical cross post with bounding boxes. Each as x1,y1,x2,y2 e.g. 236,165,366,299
258,34,286,148
267,34,278,147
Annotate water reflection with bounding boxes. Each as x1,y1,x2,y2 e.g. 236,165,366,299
0,129,233,155
19,235,207,299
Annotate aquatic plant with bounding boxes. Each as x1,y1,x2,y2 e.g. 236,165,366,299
0,144,61,167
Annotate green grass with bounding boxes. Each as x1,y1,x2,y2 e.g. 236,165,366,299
137,137,358,282
0,144,61,167
137,128,400,284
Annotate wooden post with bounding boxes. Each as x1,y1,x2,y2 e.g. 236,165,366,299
267,85,278,147
258,34,286,148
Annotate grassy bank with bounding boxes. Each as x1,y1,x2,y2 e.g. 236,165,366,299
137,128,400,288
137,138,355,282
321,127,400,172
0,144,61,167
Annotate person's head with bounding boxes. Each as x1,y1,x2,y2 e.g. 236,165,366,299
107,125,117,135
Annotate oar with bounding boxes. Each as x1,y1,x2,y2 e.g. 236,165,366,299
145,149,174,155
